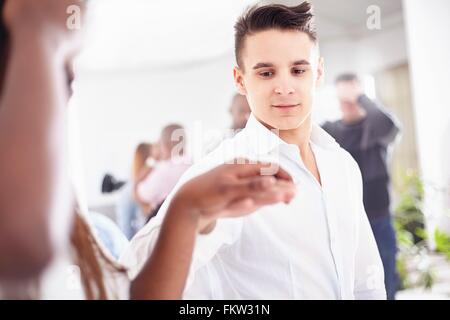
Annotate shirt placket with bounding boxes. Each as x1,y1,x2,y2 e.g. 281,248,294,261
311,145,346,299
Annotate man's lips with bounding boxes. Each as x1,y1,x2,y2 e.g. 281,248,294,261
271,103,300,108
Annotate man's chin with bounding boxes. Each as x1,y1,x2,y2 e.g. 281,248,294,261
269,117,307,131
256,113,309,132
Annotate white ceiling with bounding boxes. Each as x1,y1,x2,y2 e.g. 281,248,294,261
78,0,255,70
265,0,403,40
77,0,403,70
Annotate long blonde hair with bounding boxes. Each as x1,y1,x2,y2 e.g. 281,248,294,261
132,143,152,181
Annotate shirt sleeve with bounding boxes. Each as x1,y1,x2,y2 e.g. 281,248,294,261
120,153,244,296
350,156,387,300
120,189,243,299
119,216,163,280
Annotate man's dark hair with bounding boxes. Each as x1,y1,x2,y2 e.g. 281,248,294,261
0,0,10,94
335,73,360,84
234,1,317,70
0,0,6,41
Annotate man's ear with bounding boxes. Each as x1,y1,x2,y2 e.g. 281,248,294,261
315,57,325,87
233,66,247,95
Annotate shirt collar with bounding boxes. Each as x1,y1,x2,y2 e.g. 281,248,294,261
241,113,339,156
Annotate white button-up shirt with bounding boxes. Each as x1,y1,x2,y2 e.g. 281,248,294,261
120,114,386,300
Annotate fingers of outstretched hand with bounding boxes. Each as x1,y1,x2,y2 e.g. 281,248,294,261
220,174,296,202
229,159,292,182
221,185,296,219
219,176,275,199
219,179,296,218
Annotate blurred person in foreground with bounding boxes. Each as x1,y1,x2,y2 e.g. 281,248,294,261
0,0,82,284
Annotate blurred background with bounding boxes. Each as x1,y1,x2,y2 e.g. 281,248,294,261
67,0,450,298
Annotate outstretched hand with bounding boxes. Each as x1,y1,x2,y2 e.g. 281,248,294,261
171,160,297,234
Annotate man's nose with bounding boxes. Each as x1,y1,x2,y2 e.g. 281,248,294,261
274,76,295,95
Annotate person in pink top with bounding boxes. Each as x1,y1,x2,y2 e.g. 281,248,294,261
137,124,191,221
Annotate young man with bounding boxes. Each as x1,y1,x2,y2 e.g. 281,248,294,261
122,2,386,299
322,73,400,299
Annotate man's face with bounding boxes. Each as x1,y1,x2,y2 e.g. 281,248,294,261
234,29,323,131
336,80,363,117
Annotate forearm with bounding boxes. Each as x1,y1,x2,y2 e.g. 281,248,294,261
358,94,380,115
0,32,69,277
358,94,396,125
130,199,200,299
358,94,400,146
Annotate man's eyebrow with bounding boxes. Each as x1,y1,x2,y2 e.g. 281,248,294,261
252,62,274,70
252,60,311,70
292,60,310,66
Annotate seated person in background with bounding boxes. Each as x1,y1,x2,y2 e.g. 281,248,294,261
132,142,160,215
136,124,191,221
89,212,130,260
116,142,159,239
204,93,251,154
229,93,251,132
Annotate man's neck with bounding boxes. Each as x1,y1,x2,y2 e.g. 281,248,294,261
278,117,313,157
277,117,322,185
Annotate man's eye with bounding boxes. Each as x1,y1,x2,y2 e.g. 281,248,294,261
293,69,306,75
259,71,274,77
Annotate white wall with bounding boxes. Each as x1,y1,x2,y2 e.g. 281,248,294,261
318,12,407,81
71,52,238,207
402,0,450,235
354,21,407,75
314,18,408,124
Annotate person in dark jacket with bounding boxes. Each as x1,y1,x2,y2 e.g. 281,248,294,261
322,73,401,299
